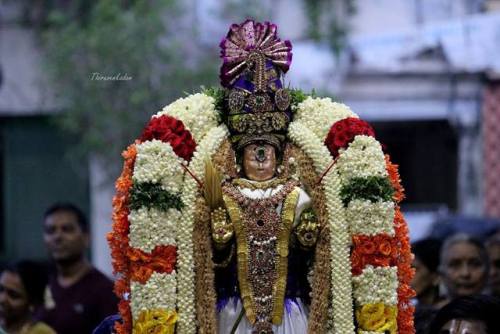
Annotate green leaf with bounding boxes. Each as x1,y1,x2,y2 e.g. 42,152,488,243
129,182,184,212
340,176,394,207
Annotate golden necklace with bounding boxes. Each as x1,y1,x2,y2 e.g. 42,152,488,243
232,177,286,190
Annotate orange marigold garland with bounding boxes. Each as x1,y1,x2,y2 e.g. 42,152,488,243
351,234,398,276
107,143,138,334
128,245,177,284
385,155,416,334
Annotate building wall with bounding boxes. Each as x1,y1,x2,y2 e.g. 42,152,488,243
0,116,90,264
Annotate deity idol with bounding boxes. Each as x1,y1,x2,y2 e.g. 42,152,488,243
108,20,415,334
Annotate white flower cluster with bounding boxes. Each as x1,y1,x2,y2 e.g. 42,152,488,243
352,266,398,306
294,96,357,140
176,124,229,334
133,140,185,194
324,167,356,334
128,207,181,253
347,199,395,236
288,121,355,334
288,122,331,174
156,93,219,143
336,136,388,183
130,271,177,321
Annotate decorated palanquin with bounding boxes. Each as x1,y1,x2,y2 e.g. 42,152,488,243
108,20,415,334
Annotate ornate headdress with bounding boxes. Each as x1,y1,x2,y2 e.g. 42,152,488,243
219,20,293,151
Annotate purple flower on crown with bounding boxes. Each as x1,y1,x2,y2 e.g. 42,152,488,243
219,19,293,88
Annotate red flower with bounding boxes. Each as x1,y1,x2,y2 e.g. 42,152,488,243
140,115,197,161
324,117,375,158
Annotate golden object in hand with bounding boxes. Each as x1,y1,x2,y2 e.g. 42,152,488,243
211,207,234,245
295,208,319,247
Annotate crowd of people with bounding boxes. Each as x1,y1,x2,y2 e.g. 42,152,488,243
2,201,500,333
0,203,117,334
412,231,500,333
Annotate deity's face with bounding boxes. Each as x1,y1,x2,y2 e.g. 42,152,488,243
242,143,277,181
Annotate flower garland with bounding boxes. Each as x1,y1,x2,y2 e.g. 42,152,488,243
351,234,398,276
290,99,413,333
127,245,176,284
335,135,400,333
140,115,197,161
294,96,357,139
130,271,177,320
108,143,137,334
110,109,203,333
386,155,416,333
288,120,355,334
346,199,395,236
352,266,399,305
325,117,375,158
133,309,177,334
133,140,186,194
335,135,388,183
340,176,394,206
175,124,229,334
128,207,180,252
356,303,397,334
156,93,220,143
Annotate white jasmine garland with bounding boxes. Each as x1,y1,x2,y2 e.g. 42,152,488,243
133,140,185,194
156,93,219,143
130,271,177,321
336,135,388,184
347,199,395,237
128,207,181,253
352,266,398,306
288,121,330,173
288,121,355,334
176,124,229,334
324,166,355,334
294,96,357,140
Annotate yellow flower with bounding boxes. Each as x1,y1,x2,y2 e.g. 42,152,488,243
356,303,397,333
133,309,177,334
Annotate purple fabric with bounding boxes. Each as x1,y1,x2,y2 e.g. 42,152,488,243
219,20,293,87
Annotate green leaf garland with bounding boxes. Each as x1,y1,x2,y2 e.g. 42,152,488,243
130,182,184,212
340,176,394,206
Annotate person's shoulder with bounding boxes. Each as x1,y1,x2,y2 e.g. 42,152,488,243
86,267,114,287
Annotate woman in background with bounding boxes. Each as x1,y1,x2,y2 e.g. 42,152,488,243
439,233,488,301
0,261,55,334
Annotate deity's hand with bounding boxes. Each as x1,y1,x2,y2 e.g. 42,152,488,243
210,206,234,247
295,208,320,247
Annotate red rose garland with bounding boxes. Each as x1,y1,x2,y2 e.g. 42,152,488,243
140,115,197,161
324,117,375,157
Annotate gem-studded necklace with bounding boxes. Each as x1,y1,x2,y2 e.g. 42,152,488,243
222,179,299,333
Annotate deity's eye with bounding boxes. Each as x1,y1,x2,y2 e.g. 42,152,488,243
255,146,266,162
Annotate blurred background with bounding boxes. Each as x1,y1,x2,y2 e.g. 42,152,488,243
1,0,499,276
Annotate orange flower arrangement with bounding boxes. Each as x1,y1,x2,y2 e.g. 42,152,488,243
128,245,177,284
385,156,416,334
107,143,138,334
351,234,398,275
